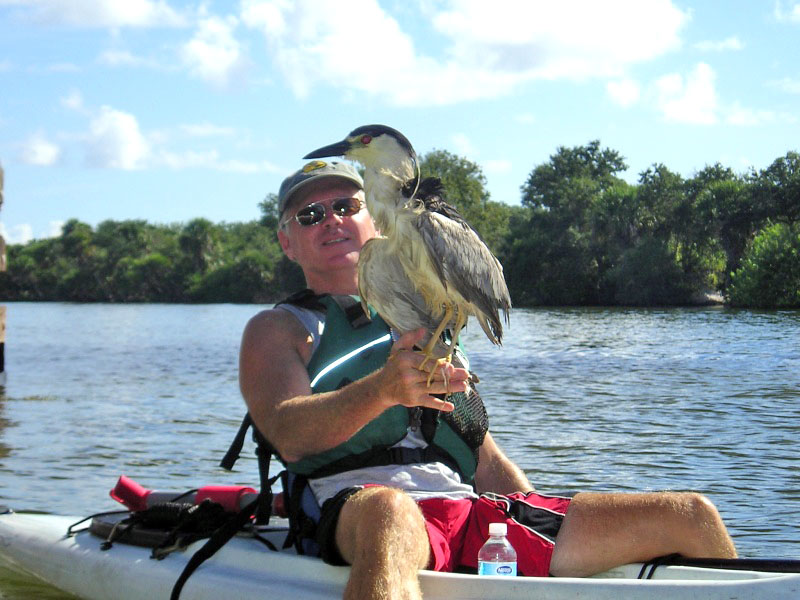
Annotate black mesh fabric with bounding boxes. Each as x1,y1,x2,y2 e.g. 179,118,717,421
441,385,489,451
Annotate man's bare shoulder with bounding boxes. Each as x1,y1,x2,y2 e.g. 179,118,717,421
242,306,314,363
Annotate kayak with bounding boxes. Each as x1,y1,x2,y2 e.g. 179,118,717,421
2,506,799,600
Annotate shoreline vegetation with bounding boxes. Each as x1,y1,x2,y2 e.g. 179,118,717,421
1,141,798,309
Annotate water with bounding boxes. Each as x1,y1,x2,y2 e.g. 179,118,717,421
1,303,798,597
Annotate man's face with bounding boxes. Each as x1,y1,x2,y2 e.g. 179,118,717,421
278,179,377,277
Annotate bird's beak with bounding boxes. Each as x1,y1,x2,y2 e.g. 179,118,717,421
303,139,352,159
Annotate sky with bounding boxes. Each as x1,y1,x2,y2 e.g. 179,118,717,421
1,0,799,245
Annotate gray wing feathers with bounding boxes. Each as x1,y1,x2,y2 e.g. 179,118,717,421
416,212,511,340
358,238,449,354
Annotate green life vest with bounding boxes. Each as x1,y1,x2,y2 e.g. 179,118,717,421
280,291,488,484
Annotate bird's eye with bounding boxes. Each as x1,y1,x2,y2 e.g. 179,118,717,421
361,135,372,145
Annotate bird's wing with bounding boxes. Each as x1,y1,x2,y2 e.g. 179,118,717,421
416,210,511,339
358,237,447,348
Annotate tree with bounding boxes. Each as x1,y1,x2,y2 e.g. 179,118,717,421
693,176,754,289
179,218,221,273
258,193,281,229
521,140,628,219
727,223,800,308
510,141,629,305
751,151,800,225
604,236,694,305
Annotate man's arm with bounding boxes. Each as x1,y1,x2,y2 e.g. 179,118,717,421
239,309,468,463
473,432,534,495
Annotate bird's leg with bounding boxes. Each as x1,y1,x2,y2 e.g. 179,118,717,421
447,310,468,362
418,304,453,387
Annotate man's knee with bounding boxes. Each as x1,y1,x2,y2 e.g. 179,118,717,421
352,486,422,526
671,492,722,524
336,487,428,565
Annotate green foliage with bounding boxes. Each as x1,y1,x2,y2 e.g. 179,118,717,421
188,250,275,303
1,143,797,307
521,140,627,217
0,217,285,303
750,151,800,225
603,237,694,306
727,223,800,308
258,193,280,229
505,213,598,306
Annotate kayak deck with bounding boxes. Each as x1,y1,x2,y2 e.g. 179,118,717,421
1,509,799,600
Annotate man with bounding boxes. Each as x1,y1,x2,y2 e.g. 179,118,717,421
239,161,737,600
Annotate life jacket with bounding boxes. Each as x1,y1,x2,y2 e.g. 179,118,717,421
223,289,489,556
282,289,487,484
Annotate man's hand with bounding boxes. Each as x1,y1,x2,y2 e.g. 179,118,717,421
380,328,468,413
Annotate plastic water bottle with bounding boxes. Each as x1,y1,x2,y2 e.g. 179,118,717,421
477,522,517,576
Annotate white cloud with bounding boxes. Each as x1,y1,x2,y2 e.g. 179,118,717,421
607,78,641,107
20,132,62,165
649,63,785,126
770,76,800,94
179,123,237,137
85,106,150,169
725,103,777,126
241,0,688,106
48,62,80,72
61,89,85,112
0,222,34,245
15,0,187,28
36,98,268,172
433,0,687,78
242,0,419,99
97,49,166,70
653,62,718,124
694,36,743,51
451,133,476,157
46,220,65,238
514,113,536,124
774,1,800,23
156,149,279,173
0,220,64,245
181,15,248,88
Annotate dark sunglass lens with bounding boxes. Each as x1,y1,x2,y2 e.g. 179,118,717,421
333,198,361,216
296,204,325,226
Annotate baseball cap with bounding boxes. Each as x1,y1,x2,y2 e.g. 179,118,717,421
278,160,364,218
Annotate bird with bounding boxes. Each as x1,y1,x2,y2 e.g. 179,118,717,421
303,124,511,378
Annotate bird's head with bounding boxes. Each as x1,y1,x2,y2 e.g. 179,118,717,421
304,125,418,185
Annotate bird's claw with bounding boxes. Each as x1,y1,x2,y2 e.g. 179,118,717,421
417,352,451,389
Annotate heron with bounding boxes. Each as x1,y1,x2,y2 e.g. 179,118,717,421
303,124,511,378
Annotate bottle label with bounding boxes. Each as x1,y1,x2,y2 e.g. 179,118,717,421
478,561,517,576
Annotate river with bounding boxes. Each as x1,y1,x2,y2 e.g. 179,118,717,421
0,303,798,597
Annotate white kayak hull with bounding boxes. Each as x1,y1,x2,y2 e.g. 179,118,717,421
1,509,799,600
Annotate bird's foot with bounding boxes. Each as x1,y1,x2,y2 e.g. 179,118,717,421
417,352,451,388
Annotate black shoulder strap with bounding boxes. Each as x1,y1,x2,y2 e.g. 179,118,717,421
277,288,327,311
328,294,371,329
219,414,253,470
278,289,370,329
169,494,261,600
220,414,277,525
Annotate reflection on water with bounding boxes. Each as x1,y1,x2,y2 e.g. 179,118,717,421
0,303,798,597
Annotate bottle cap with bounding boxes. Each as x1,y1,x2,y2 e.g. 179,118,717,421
488,522,507,536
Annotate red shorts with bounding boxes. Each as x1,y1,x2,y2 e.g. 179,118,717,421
418,492,572,576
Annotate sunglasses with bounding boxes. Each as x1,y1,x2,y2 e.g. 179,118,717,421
286,197,364,227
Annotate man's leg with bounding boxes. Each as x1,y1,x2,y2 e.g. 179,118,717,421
335,486,430,600
549,491,737,577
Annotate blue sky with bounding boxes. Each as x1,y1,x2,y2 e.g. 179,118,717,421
1,0,799,245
